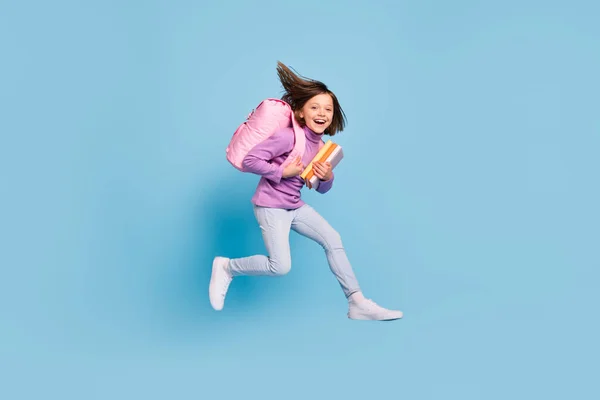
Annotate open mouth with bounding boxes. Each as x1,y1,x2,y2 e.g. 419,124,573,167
314,119,327,126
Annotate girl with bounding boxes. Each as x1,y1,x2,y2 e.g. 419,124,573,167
209,62,403,321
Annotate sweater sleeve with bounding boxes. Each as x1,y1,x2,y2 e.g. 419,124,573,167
241,129,295,185
316,171,334,194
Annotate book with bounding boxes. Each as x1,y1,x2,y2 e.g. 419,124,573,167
301,140,344,190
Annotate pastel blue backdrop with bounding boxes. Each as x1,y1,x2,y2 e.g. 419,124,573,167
2,0,599,399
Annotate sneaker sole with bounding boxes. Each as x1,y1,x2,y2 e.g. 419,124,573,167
348,312,403,321
209,257,227,311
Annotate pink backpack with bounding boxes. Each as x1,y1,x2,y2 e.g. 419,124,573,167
226,98,307,172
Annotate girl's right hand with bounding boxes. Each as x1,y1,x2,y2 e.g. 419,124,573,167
282,156,304,178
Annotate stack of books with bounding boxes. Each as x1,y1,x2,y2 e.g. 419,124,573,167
301,140,344,190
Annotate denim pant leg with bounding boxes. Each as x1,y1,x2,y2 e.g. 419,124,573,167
228,206,294,277
291,204,361,298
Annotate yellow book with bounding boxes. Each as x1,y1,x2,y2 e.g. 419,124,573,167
301,140,344,190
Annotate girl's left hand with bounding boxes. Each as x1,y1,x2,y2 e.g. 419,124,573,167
313,161,332,181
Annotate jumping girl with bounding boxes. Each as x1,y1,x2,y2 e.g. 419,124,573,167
209,62,403,321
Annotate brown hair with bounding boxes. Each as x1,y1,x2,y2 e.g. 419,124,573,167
276,61,346,136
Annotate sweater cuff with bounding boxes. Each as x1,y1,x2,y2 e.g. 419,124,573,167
266,163,284,184
316,172,334,193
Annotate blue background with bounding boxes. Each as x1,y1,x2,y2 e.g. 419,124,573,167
2,0,599,399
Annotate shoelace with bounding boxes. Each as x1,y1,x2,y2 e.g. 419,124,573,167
362,299,380,310
220,275,232,298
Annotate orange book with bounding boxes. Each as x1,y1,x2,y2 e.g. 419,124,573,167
301,140,344,190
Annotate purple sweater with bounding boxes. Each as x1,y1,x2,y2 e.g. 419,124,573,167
242,125,334,209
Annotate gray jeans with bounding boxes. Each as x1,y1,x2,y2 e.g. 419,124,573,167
228,204,361,298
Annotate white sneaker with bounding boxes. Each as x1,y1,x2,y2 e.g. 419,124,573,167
209,256,232,311
348,298,403,321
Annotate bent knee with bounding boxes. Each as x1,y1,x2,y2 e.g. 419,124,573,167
268,258,292,276
323,230,344,251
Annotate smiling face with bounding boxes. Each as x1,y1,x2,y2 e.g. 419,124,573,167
298,93,334,135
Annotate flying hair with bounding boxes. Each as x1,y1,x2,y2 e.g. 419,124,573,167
276,61,346,136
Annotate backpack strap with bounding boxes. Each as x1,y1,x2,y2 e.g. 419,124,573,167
281,110,306,168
